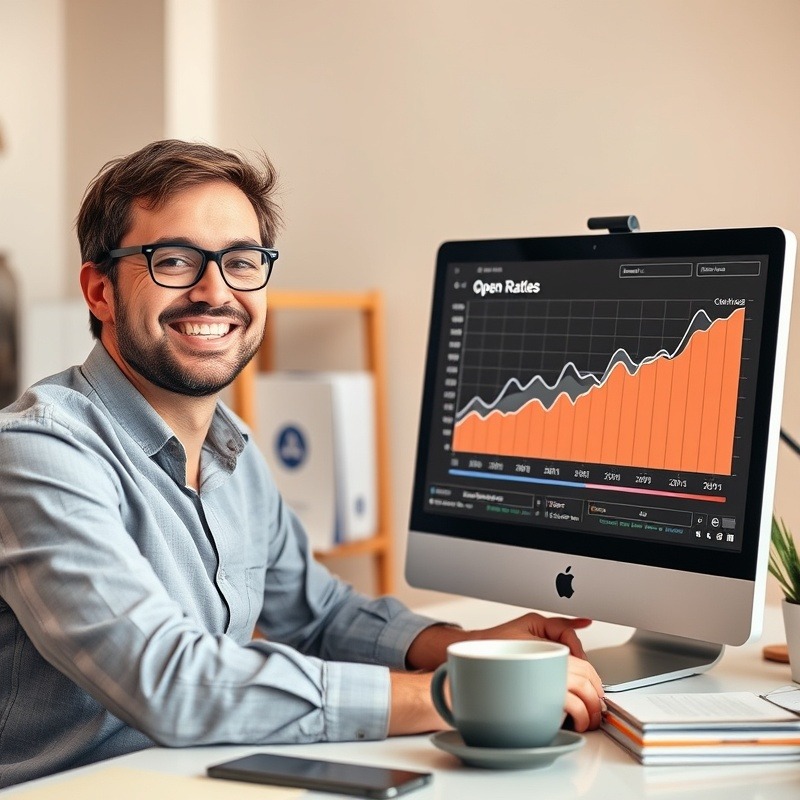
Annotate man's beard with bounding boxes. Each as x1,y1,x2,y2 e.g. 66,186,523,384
114,295,263,397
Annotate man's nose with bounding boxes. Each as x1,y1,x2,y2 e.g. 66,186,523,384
187,259,233,305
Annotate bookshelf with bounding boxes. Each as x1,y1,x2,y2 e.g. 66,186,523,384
231,289,395,595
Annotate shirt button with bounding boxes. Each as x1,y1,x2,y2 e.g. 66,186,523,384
356,730,366,740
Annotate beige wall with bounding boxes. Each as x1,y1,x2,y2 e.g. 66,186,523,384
64,0,166,275
3,0,800,607
0,0,65,303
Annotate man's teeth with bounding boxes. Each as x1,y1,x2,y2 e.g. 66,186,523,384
177,322,231,338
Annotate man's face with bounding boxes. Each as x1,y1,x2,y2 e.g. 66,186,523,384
102,180,267,397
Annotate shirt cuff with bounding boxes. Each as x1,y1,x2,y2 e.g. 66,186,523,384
323,661,391,740
374,609,450,670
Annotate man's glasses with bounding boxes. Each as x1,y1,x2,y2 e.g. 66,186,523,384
105,243,279,291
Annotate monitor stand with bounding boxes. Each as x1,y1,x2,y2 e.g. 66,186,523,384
588,630,725,692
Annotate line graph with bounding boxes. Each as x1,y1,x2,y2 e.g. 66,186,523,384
452,302,745,475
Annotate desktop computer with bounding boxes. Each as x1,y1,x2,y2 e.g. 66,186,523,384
406,226,796,690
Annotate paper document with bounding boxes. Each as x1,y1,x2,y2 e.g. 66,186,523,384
607,691,800,727
762,685,800,714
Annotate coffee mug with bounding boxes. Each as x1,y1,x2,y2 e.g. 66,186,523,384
430,639,568,749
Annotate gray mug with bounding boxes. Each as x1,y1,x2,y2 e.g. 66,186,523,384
430,639,568,749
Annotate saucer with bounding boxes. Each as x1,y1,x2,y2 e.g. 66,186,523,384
430,730,584,770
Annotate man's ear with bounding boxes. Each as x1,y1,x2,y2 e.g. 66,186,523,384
80,262,114,326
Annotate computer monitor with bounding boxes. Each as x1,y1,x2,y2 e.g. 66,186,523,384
406,226,796,690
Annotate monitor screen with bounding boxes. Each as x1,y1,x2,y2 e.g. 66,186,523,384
406,227,796,689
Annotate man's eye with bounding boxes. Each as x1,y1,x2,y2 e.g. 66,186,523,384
225,258,260,271
153,253,198,272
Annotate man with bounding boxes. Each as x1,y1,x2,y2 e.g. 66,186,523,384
0,140,604,787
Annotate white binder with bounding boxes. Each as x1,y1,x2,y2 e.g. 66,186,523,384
254,371,377,550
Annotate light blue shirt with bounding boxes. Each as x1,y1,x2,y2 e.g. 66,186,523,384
0,343,438,788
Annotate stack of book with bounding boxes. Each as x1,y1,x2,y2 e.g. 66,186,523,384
602,688,800,765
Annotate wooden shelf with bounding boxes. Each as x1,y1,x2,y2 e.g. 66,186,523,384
231,289,395,595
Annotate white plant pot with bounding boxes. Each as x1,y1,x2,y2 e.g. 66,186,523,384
782,598,800,684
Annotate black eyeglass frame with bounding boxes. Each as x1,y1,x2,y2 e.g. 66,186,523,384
105,243,279,291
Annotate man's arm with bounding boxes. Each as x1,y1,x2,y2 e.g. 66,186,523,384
388,671,446,735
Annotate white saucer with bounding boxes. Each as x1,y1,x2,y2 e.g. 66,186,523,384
430,730,584,770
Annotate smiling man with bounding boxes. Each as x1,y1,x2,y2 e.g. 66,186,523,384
0,140,603,788
80,175,272,490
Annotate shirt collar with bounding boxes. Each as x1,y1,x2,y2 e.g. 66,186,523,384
79,342,248,463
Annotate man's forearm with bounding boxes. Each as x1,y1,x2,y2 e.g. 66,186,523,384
388,671,446,735
404,624,471,671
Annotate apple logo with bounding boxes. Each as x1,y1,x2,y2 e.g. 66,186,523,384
556,566,575,598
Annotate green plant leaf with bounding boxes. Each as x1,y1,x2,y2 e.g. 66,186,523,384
770,516,800,604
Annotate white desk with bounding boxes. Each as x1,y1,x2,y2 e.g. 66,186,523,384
4,599,799,799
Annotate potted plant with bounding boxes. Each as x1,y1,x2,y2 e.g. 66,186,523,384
769,516,800,682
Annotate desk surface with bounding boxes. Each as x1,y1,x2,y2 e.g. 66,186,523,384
4,599,799,799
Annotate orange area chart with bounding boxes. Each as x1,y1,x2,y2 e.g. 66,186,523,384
452,308,745,475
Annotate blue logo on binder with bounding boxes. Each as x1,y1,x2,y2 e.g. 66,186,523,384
275,425,307,469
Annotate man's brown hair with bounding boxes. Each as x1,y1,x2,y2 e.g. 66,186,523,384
77,139,281,338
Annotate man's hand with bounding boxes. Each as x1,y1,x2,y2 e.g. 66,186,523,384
462,613,593,659
396,612,605,735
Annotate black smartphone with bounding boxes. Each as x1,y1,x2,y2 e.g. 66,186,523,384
207,752,433,799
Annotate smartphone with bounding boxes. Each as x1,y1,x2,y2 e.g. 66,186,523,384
207,752,433,799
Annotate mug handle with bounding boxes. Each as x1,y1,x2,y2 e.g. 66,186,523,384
430,663,456,727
